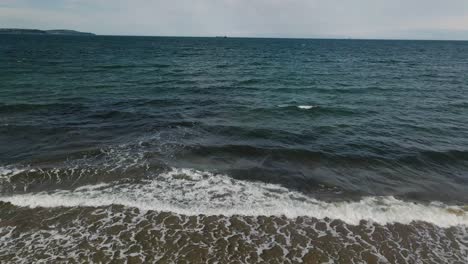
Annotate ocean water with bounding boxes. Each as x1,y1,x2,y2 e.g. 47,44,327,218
0,35,467,263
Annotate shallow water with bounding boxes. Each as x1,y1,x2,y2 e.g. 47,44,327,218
0,35,467,263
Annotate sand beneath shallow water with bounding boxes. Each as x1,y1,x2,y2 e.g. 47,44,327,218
0,202,467,264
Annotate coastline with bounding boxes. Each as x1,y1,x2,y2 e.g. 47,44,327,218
1,202,466,263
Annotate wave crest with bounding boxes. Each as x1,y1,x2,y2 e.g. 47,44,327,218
0,168,466,227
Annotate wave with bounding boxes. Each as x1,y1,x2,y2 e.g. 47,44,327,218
235,80,262,86
0,102,86,113
297,105,317,110
274,104,360,115
0,166,27,183
185,143,468,165
0,142,155,193
0,168,466,227
94,63,171,69
277,104,319,110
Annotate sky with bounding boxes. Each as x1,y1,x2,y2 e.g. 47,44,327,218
1,0,468,40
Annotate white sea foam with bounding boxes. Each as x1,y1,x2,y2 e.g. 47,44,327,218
0,168,466,227
297,105,317,110
0,166,27,177
0,166,27,183
277,104,318,110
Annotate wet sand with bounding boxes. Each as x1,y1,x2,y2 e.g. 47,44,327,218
1,202,466,263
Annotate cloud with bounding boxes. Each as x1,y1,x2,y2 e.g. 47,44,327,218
1,0,467,39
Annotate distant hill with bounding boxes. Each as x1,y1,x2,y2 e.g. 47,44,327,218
0,28,95,36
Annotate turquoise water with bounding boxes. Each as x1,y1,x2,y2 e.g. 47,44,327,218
0,35,467,263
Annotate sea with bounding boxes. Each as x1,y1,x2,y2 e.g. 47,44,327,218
0,35,467,263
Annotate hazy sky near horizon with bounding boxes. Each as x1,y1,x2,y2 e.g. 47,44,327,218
1,0,468,39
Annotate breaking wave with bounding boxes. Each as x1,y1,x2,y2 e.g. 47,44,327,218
1,168,466,227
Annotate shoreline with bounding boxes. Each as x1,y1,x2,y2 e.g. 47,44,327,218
1,202,466,263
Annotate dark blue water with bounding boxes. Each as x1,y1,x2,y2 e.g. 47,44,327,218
2,35,468,263
1,35,468,202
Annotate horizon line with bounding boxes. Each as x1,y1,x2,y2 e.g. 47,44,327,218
70,34,468,42
2,28,468,42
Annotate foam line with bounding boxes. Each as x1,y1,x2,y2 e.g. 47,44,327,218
1,168,466,227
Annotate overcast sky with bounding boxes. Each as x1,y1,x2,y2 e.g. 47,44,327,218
1,0,468,40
